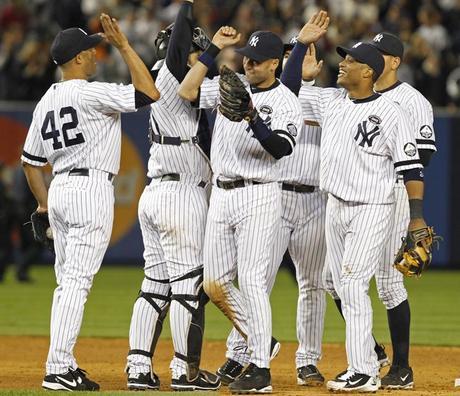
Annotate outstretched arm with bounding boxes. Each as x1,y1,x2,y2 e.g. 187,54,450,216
178,26,240,102
101,13,160,102
281,10,328,95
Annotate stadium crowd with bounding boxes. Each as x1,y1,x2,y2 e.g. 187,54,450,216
0,0,460,107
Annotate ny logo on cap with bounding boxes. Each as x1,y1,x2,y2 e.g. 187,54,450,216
373,34,383,42
352,42,362,48
249,36,259,47
290,36,298,45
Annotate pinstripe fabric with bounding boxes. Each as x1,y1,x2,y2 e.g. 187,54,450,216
46,171,114,374
299,87,422,203
325,195,393,377
203,182,282,368
21,80,136,174
147,66,211,181
226,189,328,368
375,182,409,309
128,178,208,377
199,78,303,183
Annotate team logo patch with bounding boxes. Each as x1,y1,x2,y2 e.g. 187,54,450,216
419,125,433,139
354,120,380,147
404,142,417,157
249,36,259,47
373,33,383,43
259,105,273,115
287,123,297,136
368,114,382,125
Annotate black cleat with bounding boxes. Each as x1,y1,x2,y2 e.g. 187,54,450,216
127,371,160,391
171,369,221,391
217,359,244,385
296,365,324,386
375,343,390,368
229,363,272,394
270,337,280,360
42,368,100,391
327,371,380,393
381,365,414,390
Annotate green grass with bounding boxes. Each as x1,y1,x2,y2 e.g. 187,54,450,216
0,265,459,345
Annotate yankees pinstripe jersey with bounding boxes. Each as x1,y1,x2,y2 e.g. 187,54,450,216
279,123,321,186
148,65,211,181
378,81,436,152
199,78,303,183
300,86,421,204
21,80,136,174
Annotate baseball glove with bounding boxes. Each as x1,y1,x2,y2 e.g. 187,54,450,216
30,211,54,252
394,226,441,277
218,65,256,122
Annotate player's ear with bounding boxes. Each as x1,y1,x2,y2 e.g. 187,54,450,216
362,66,374,81
271,58,279,72
392,56,401,71
75,53,84,65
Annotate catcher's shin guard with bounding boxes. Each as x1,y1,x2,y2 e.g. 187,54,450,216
170,268,209,380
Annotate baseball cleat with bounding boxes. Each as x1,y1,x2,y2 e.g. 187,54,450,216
375,343,390,368
42,368,100,391
326,371,380,393
270,337,281,360
229,363,272,394
381,365,414,390
297,365,325,386
127,371,160,391
217,359,244,385
171,369,221,391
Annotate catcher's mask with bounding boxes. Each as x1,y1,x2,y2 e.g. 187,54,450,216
153,24,211,62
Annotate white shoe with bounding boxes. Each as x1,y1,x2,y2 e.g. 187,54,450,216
327,371,380,393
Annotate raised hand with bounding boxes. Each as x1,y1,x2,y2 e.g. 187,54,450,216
302,43,324,81
212,26,241,49
297,10,329,45
100,13,129,50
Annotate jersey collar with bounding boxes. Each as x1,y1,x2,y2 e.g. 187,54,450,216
250,79,280,93
376,80,402,94
350,92,381,104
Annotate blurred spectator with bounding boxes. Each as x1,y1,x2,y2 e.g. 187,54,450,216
0,0,459,108
0,162,14,282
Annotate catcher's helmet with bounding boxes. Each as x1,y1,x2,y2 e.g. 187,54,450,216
153,23,211,62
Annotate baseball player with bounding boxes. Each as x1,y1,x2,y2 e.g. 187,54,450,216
21,15,159,391
216,17,330,388
283,13,430,393
125,0,220,391
179,28,303,393
319,32,436,390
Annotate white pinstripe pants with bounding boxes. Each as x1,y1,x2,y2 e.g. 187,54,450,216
46,171,114,374
225,189,327,368
325,195,393,377
128,178,208,377
203,183,281,368
324,182,409,310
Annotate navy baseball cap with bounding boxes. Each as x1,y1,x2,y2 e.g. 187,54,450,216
370,32,404,58
337,42,384,79
235,31,283,62
284,36,298,52
51,28,103,65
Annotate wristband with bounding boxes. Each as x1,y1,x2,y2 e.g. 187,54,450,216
409,199,423,220
198,43,220,68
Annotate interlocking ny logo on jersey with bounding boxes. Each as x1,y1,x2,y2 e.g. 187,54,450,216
249,36,259,47
354,120,381,147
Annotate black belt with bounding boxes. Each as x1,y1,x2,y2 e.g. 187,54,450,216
157,173,206,188
281,183,315,193
68,168,114,181
216,179,262,190
151,133,201,146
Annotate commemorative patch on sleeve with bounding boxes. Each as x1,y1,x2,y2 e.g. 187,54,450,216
287,123,298,136
404,142,417,157
419,125,433,139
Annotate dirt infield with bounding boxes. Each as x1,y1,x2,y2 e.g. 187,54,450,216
0,336,459,395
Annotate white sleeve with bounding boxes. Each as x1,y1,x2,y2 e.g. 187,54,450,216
155,65,186,114
81,82,136,114
198,77,220,109
388,107,422,172
298,86,340,125
21,116,48,166
409,94,436,151
269,93,303,150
